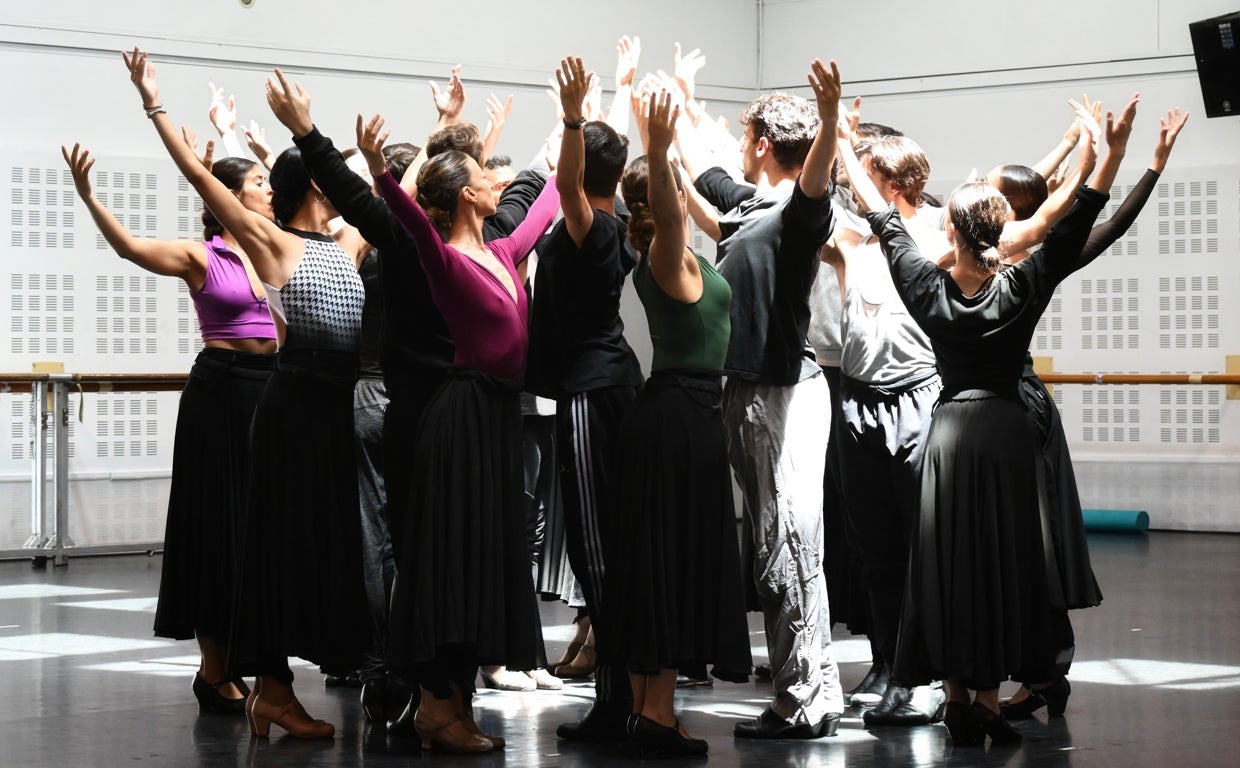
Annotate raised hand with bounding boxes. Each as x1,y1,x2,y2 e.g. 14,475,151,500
807,58,842,125
1045,159,1070,194
355,114,392,178
242,120,274,169
647,91,680,156
122,47,160,109
840,95,862,142
672,43,706,101
615,35,640,88
1068,98,1102,147
180,126,215,171
557,57,593,124
208,82,237,135
61,143,96,199
1104,92,1140,154
484,94,514,140
1152,107,1189,173
265,68,314,137
631,86,652,150
430,65,466,124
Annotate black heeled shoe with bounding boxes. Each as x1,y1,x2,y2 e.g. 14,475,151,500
972,702,1022,746
943,701,982,746
192,672,247,715
360,678,387,725
631,715,707,758
1001,677,1071,719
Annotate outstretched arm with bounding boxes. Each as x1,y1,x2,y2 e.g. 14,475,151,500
399,64,467,197
645,91,700,302
122,48,286,275
1076,105,1186,268
1032,113,1083,180
799,58,841,200
62,143,204,284
604,35,639,136
555,56,595,247
481,93,514,167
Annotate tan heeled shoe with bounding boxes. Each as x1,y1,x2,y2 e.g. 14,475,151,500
245,679,335,739
555,644,597,678
414,710,493,753
449,680,505,749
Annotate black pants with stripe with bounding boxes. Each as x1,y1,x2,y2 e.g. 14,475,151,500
556,386,637,707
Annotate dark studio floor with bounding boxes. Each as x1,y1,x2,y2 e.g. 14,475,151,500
0,530,1237,767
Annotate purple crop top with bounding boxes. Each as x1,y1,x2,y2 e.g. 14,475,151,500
191,237,277,341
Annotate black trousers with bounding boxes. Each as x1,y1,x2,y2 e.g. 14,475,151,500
836,374,940,672
556,386,637,707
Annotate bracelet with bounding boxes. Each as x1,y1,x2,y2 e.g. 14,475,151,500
563,117,586,131
144,104,165,118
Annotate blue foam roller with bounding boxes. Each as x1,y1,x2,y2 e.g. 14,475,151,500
1082,508,1150,533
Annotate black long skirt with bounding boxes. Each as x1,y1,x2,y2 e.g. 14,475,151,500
153,348,273,641
386,369,544,671
1019,358,1103,610
229,348,371,677
603,373,753,682
894,390,1073,691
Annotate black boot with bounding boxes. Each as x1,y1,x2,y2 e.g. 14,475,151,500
863,684,935,726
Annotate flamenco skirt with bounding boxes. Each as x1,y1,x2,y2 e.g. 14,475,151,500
602,372,753,682
894,389,1073,691
386,369,544,671
153,349,273,641
229,348,371,677
1019,358,1103,610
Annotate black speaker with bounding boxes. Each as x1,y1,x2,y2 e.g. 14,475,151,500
1189,11,1240,118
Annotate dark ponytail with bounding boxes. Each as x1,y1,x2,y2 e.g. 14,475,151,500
948,181,1010,271
415,150,474,238
269,146,311,226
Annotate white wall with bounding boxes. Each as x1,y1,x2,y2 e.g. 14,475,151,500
2,0,1238,531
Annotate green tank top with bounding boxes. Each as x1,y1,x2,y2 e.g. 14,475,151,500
634,251,732,373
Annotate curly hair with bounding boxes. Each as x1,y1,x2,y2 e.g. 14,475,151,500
739,93,820,169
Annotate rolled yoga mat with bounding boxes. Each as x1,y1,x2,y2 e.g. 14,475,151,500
1082,508,1150,533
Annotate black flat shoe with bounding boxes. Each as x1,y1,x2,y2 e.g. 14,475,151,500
845,661,890,705
556,703,631,743
631,715,708,758
733,708,839,739
972,702,1022,746
862,685,934,726
1001,677,1071,719
192,672,246,715
943,701,982,746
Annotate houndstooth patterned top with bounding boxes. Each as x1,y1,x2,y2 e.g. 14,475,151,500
274,232,364,351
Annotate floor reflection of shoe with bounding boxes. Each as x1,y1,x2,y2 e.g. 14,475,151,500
754,663,772,681
480,666,536,691
526,668,564,690
733,708,840,739
675,674,713,688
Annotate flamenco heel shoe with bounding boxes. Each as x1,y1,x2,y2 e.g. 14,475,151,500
413,710,493,753
192,672,246,715
245,683,335,739
863,684,934,726
631,715,708,758
1000,677,1071,719
554,644,597,679
360,678,387,725
943,701,982,746
972,702,1022,746
550,641,584,676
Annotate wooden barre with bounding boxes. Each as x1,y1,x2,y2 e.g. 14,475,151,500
1039,373,1240,385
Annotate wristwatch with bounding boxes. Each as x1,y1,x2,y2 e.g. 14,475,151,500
563,117,586,130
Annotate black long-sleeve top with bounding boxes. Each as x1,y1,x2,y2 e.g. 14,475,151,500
710,177,835,385
869,185,1110,397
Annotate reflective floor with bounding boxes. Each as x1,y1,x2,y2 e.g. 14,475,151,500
1,531,1237,766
